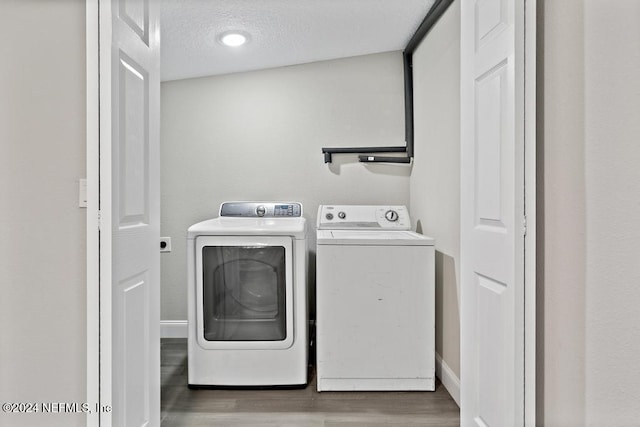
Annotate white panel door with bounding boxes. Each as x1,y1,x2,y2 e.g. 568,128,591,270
99,0,160,425
460,0,526,425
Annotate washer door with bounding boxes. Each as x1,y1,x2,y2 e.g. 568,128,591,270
195,235,294,349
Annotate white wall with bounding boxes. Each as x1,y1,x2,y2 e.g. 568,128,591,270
0,1,87,426
539,0,587,424
160,52,410,321
583,0,640,424
410,0,461,394
541,0,640,424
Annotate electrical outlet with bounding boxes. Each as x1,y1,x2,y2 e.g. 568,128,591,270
160,237,172,253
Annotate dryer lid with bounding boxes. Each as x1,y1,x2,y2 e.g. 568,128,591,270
187,202,307,239
187,217,306,239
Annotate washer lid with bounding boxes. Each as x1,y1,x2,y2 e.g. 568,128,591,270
316,229,434,246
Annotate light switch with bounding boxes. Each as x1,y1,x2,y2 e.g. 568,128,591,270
79,178,87,208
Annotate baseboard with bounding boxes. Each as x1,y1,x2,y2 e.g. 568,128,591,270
435,352,460,407
161,320,188,338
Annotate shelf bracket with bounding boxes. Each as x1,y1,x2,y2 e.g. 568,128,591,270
321,146,408,164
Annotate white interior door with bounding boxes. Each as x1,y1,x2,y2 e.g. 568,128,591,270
99,0,161,425
460,0,527,425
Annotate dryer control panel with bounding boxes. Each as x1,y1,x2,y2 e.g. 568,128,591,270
220,202,302,218
317,205,411,230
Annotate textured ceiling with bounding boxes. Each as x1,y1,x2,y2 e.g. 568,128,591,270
160,0,436,82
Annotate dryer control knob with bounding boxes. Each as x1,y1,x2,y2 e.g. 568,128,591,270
385,209,399,222
256,205,266,217
325,213,334,220
338,211,346,219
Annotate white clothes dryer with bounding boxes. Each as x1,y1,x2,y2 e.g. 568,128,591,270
315,205,435,391
187,202,308,387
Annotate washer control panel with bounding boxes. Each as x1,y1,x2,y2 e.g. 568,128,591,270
317,205,411,230
220,202,302,218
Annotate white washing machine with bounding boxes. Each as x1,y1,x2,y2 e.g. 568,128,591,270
315,205,435,391
187,202,308,387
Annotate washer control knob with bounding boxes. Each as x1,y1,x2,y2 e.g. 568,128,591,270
325,213,334,220
256,205,266,217
385,209,399,222
338,211,346,219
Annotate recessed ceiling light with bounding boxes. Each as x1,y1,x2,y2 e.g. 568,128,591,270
219,31,249,47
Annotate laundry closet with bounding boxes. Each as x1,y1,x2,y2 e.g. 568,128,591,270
158,0,462,422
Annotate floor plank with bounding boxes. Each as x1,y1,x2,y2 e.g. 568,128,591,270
161,338,460,426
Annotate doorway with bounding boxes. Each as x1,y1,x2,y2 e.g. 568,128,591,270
88,1,536,426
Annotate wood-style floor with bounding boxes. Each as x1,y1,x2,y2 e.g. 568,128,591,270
161,338,460,426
